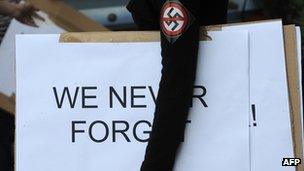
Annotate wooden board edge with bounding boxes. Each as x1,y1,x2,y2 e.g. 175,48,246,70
59,19,282,43
59,29,213,43
284,25,304,171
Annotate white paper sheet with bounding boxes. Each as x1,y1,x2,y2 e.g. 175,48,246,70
223,21,295,171
0,12,64,97
16,31,250,171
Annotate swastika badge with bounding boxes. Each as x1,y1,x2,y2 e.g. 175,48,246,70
161,0,194,43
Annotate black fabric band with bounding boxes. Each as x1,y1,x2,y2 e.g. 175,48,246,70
127,1,228,170
140,0,200,170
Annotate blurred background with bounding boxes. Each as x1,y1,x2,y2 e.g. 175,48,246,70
1,0,304,171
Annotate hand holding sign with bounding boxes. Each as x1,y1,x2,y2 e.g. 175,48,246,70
12,2,45,27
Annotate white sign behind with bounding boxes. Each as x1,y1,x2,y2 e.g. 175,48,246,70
223,21,295,171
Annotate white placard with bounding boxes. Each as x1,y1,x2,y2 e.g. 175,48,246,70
16,31,250,171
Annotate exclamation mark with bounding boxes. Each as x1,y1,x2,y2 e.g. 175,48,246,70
251,104,257,127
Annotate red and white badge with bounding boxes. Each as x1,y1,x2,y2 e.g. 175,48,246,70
161,0,194,43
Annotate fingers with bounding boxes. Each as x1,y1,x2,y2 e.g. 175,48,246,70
32,12,45,21
24,20,38,27
18,16,38,27
22,3,45,22
21,2,33,12
25,19,38,27
14,2,44,27
31,5,40,12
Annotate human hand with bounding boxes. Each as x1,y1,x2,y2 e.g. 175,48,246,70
11,2,45,27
